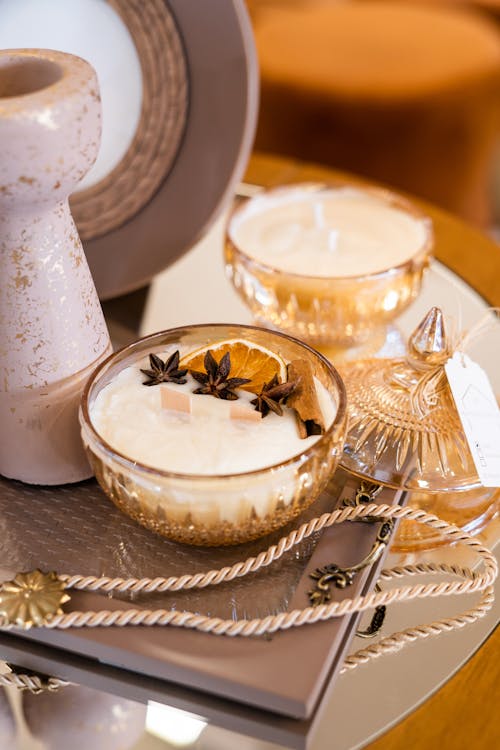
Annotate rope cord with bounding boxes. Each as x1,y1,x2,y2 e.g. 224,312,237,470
0,671,71,694
59,503,496,598
1,502,497,690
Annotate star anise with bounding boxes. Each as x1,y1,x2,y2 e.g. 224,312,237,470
141,350,188,386
190,350,251,400
250,374,298,417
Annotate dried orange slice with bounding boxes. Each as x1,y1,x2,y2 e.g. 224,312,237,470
181,339,287,394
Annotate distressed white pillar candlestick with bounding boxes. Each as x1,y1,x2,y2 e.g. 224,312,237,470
0,49,112,484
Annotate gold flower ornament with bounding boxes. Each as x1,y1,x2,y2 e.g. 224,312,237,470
0,570,70,629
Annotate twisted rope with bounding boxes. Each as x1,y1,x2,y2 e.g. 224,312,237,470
0,671,70,694
1,503,497,691
341,585,495,672
59,503,497,597
19,504,497,636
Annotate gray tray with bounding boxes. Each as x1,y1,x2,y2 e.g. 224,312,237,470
0,469,406,748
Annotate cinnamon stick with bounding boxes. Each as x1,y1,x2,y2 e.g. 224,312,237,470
287,359,325,438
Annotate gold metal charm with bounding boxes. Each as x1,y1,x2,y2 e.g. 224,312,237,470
0,570,70,629
308,483,394,607
356,584,386,639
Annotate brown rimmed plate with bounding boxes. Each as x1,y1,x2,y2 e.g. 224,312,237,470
0,0,258,299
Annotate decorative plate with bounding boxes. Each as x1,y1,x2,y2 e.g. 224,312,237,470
0,0,258,299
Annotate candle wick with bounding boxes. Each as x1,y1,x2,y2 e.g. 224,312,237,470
313,202,325,229
328,229,338,252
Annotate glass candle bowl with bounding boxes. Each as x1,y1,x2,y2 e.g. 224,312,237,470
225,183,433,348
339,307,499,551
80,324,347,546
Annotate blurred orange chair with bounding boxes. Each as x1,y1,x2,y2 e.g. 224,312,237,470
422,0,500,21
251,1,500,225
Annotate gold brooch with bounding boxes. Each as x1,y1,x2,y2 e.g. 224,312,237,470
0,570,70,629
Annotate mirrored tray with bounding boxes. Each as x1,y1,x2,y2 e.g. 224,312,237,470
131,201,500,748
1,196,499,750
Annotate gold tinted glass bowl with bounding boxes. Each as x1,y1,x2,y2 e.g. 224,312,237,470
225,183,433,348
80,324,347,546
340,308,499,551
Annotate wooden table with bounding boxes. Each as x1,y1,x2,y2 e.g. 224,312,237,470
245,152,500,750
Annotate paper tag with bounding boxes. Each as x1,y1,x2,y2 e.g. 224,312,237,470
445,352,500,487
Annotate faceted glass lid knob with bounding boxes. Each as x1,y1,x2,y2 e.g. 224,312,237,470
407,306,450,365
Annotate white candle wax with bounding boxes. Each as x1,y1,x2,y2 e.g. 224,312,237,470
90,358,336,476
230,187,429,277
